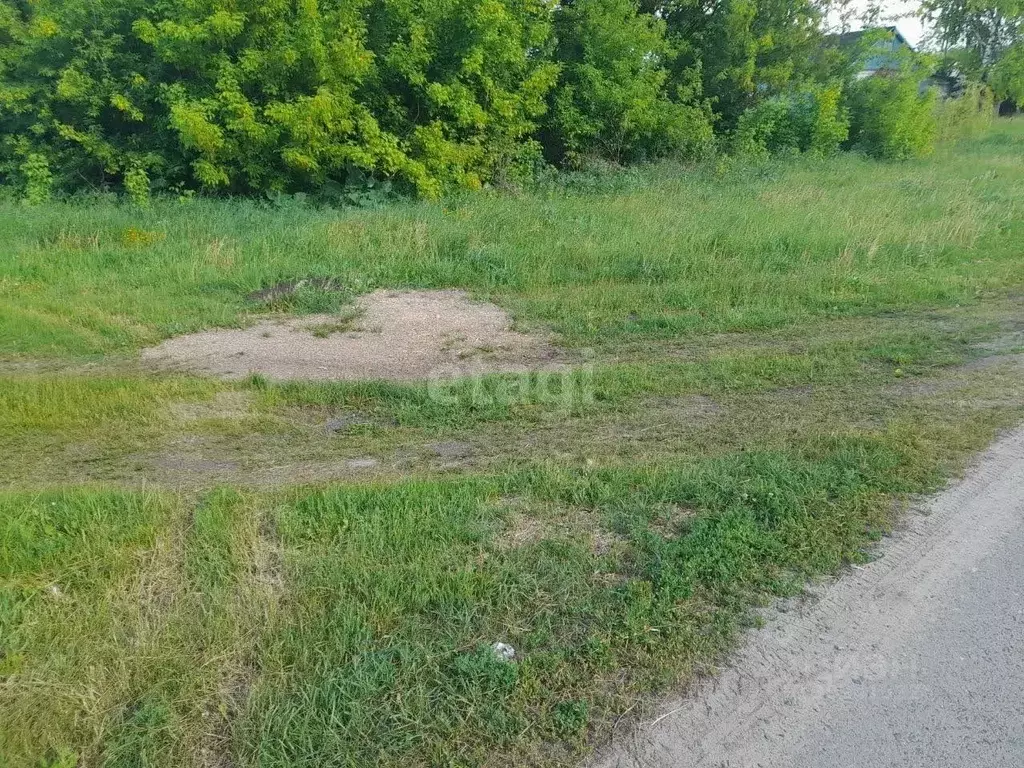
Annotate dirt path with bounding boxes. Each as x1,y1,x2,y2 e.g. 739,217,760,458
596,425,1024,768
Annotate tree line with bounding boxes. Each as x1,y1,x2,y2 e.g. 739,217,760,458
1,0,1021,202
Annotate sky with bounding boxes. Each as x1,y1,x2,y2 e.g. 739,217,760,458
891,2,926,47
830,0,929,48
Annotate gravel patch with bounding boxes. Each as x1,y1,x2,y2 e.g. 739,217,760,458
142,289,562,381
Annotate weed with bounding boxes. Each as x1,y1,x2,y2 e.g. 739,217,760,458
305,307,365,338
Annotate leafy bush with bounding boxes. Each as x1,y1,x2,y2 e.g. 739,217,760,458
1,0,972,199
19,154,53,204
935,82,994,142
123,166,151,207
358,0,559,191
0,0,557,198
663,0,824,129
991,42,1024,106
734,84,849,158
545,0,713,165
847,74,938,159
733,99,792,159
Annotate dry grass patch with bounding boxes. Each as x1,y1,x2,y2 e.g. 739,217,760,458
493,496,627,556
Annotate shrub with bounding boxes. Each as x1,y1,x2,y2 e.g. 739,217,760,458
808,83,850,155
20,154,53,205
935,82,994,142
0,0,557,198
359,0,558,191
991,42,1024,107
544,0,713,166
733,98,792,159
847,74,938,159
123,166,151,207
734,83,849,157
663,0,824,129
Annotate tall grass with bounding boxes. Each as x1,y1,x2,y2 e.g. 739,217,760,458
2,122,1022,359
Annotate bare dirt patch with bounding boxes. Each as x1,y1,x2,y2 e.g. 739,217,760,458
142,289,562,381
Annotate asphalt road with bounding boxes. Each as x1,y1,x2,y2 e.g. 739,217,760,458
598,425,1024,768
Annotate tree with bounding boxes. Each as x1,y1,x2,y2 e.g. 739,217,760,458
923,0,1024,79
544,0,713,165
652,0,824,128
990,39,1024,101
0,0,561,197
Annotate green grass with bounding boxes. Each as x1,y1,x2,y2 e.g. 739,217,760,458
2,123,1023,360
1,121,1023,767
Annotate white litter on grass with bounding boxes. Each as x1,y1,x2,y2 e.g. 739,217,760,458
491,641,516,662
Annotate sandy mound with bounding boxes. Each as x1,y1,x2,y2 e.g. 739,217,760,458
142,289,562,381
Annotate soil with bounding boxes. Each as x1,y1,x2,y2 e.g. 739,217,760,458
246,277,344,304
142,289,563,382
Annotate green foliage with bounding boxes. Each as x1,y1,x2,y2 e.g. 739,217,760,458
364,0,559,191
0,0,854,199
837,28,992,158
545,0,713,165
661,0,824,128
1,0,986,199
808,83,851,154
0,0,558,198
991,41,1024,104
19,154,53,204
935,82,995,142
923,0,1023,83
734,83,848,157
123,166,150,208
935,47,986,83
847,74,939,160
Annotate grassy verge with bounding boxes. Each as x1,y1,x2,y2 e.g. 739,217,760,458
2,123,1022,360
1,122,1023,766
4,404,1021,766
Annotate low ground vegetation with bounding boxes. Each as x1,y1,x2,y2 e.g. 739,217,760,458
0,122,1023,766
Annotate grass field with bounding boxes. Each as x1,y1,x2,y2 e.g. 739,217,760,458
1,121,1023,767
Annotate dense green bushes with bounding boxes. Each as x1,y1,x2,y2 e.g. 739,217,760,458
545,0,713,166
734,83,849,157
0,0,563,198
991,41,1024,105
0,0,561,198
846,72,939,159
935,81,994,141
733,73,945,162
0,1,1007,200
3,0,717,197
732,29,1002,163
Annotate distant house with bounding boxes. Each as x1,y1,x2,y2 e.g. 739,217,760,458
827,26,963,97
830,26,914,80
